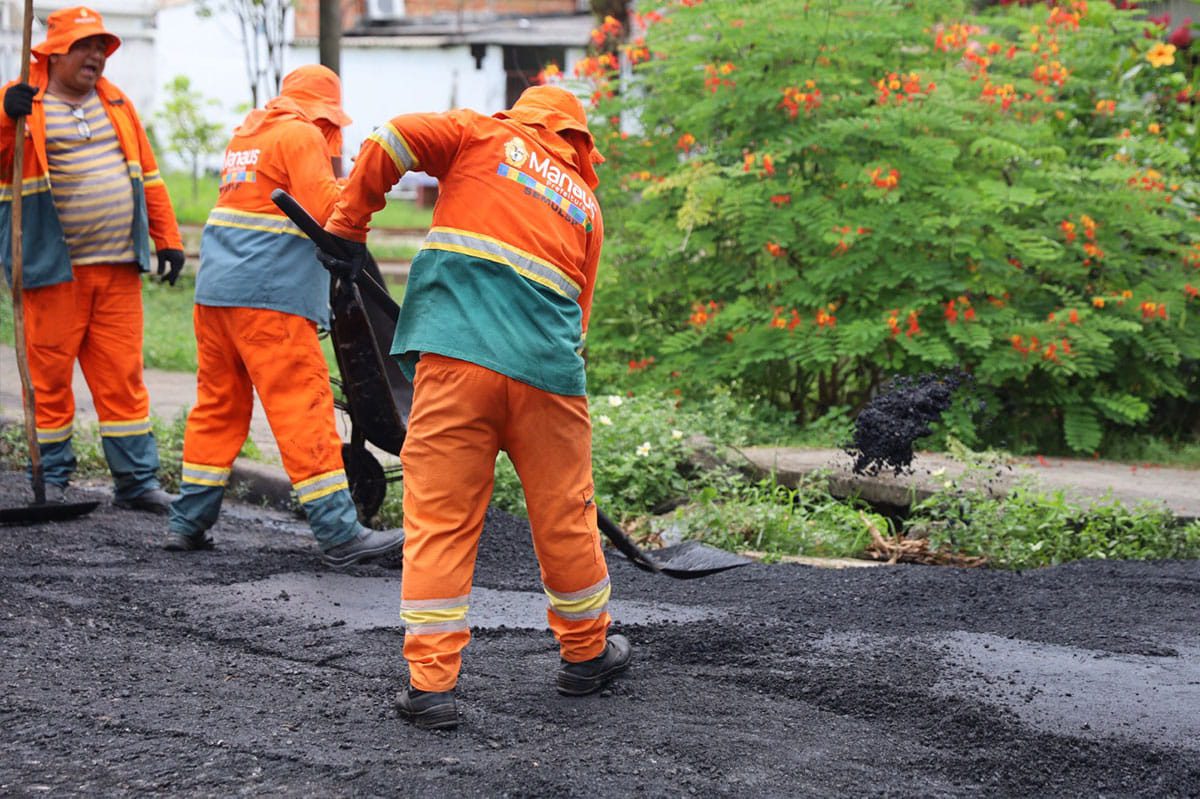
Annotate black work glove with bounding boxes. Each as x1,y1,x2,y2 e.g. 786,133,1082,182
156,248,186,286
315,235,368,283
3,83,36,121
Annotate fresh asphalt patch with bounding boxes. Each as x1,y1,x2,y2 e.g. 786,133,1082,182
1,468,1198,797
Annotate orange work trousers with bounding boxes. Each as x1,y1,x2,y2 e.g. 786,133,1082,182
400,354,612,692
22,264,150,441
182,305,344,491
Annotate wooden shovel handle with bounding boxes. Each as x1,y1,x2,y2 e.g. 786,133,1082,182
11,0,43,503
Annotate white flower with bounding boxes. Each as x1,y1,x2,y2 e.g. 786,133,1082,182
607,395,624,407
598,415,613,426
671,429,684,440
636,441,652,457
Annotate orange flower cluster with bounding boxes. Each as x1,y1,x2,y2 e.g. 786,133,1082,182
1047,4,1084,32
770,194,791,207
1185,284,1199,301
1011,334,1072,362
1185,244,1200,269
831,225,870,256
689,300,720,328
743,151,775,177
869,166,900,190
932,22,982,52
704,62,736,93
1031,60,1069,87
624,37,652,66
1140,301,1168,321
815,306,837,329
885,310,921,338
876,71,935,104
677,132,696,153
1094,99,1116,115
765,241,786,258
1047,308,1081,325
574,52,619,79
770,306,802,331
780,81,822,117
628,355,656,372
981,80,1019,111
1128,168,1167,193
589,14,623,46
944,296,977,324
536,63,562,85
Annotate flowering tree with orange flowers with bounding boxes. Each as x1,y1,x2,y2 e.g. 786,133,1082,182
566,0,1198,455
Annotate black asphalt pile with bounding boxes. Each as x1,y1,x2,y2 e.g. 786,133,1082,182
1,468,1197,797
847,371,971,475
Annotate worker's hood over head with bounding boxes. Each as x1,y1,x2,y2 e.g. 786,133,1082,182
494,85,604,190
32,6,120,59
235,64,353,141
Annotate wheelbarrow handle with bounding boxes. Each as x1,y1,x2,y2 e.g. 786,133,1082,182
270,189,395,311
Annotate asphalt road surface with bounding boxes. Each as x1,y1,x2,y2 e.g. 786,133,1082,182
1,469,1197,797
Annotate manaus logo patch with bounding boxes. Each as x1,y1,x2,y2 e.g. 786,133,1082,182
504,137,528,167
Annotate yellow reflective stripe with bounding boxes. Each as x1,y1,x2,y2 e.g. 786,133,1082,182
401,598,470,634
127,161,143,179
99,418,152,437
294,469,348,503
423,226,582,300
0,174,53,200
545,577,611,620
367,122,417,174
143,168,163,186
181,462,232,487
206,207,306,238
36,423,73,444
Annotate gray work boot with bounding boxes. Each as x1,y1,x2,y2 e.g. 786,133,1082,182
42,483,68,504
396,686,459,730
556,634,632,696
320,527,404,569
115,488,179,515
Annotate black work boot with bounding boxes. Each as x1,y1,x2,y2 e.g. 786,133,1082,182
162,530,215,552
556,634,632,696
396,686,459,730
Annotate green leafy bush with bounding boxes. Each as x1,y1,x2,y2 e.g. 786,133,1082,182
566,0,1198,455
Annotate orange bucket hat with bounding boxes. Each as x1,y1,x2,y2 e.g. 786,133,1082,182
279,65,353,127
495,85,605,189
32,6,120,59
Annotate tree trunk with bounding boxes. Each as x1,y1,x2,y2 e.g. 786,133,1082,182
319,0,341,76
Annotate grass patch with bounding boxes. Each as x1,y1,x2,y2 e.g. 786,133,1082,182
161,171,434,230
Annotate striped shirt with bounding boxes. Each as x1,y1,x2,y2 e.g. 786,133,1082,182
44,91,136,265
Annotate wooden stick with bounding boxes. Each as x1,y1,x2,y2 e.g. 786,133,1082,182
11,0,43,503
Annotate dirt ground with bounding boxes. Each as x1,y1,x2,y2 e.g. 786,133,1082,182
1,468,1197,798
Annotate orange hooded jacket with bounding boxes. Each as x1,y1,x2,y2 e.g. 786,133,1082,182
0,8,181,289
326,85,605,396
194,65,350,326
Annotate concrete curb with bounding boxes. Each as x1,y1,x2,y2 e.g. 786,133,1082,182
1,414,298,514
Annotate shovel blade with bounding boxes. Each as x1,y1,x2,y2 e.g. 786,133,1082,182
651,540,754,579
0,500,99,525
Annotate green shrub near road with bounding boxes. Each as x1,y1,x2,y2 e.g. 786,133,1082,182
578,0,1199,457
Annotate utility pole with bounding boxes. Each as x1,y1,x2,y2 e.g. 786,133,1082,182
319,0,340,75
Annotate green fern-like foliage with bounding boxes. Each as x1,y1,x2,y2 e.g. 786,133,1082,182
574,0,1198,454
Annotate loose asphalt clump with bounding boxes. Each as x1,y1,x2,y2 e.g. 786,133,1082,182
847,370,972,475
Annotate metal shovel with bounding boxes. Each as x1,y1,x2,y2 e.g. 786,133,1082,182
269,189,750,579
1,0,99,525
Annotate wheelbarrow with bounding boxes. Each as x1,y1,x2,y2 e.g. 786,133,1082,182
271,190,750,580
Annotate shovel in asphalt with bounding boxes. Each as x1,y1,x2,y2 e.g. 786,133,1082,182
269,188,752,579
1,0,99,526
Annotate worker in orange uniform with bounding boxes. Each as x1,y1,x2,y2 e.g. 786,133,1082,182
1,6,185,513
164,65,404,569
317,85,631,730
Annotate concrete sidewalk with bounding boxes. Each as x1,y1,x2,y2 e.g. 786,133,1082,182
3,343,1198,521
